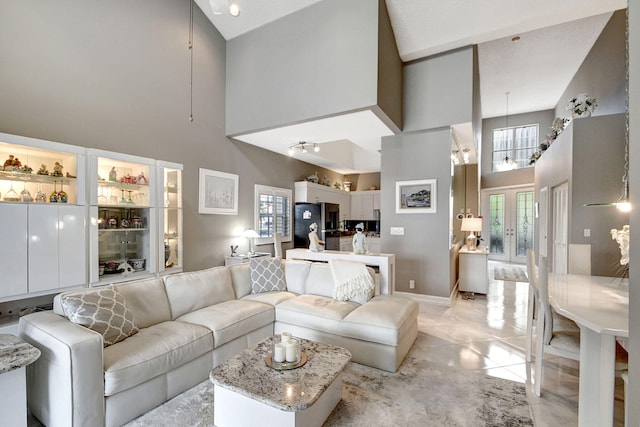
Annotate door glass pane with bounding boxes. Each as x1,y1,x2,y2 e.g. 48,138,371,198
489,194,505,255
515,191,534,257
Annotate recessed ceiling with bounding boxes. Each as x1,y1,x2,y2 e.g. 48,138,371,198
194,0,627,174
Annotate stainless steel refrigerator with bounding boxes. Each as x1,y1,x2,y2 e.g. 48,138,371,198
294,203,340,250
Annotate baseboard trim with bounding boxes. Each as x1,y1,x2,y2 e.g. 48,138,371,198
394,291,452,307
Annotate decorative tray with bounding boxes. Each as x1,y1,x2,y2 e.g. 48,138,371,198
265,351,308,370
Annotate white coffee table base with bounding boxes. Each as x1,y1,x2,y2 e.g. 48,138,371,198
214,374,342,427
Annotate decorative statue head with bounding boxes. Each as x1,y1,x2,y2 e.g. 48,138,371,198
356,223,364,232
309,223,318,232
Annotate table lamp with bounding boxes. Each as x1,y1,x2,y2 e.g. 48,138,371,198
461,217,482,251
241,229,260,255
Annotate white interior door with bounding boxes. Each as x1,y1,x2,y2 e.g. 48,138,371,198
482,187,535,264
551,182,569,273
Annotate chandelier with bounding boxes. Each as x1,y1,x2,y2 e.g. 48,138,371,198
288,141,320,156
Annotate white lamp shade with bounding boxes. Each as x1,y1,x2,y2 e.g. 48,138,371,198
240,229,260,238
461,217,482,232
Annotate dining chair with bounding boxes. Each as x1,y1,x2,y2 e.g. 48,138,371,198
533,256,581,397
525,249,537,364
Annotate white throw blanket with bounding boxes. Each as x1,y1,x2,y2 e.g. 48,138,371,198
329,259,375,301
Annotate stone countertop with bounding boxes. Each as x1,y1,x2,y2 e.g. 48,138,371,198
210,336,351,412
0,334,41,374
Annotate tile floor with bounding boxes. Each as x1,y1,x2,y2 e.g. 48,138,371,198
418,260,625,426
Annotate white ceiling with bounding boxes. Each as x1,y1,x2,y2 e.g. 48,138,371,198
194,0,627,173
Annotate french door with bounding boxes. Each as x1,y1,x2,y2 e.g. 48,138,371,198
481,187,534,263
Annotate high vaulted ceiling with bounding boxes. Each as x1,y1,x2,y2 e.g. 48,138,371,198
195,0,627,174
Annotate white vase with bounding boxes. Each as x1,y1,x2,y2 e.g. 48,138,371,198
572,110,591,119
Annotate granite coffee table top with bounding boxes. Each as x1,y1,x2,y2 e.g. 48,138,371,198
209,336,351,412
0,334,41,375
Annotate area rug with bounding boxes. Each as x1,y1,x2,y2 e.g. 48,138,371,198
494,266,528,282
125,333,534,427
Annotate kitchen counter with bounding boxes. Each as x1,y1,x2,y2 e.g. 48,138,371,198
285,249,395,294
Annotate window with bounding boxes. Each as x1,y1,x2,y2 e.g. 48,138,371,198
254,185,292,244
492,124,538,171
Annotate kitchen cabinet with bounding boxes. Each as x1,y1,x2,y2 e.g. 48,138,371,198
295,181,351,221
158,161,183,275
349,191,380,220
89,150,157,285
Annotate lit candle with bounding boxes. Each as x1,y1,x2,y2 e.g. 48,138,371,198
281,332,292,343
285,341,298,363
273,343,286,363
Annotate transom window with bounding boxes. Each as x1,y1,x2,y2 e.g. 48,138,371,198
492,124,538,171
254,184,292,244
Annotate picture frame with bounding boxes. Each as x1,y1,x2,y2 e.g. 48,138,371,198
198,168,238,215
395,179,437,214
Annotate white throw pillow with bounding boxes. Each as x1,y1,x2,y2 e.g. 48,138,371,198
61,286,139,347
250,257,287,294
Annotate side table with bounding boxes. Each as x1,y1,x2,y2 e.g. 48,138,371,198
224,252,271,266
458,245,489,294
0,334,41,427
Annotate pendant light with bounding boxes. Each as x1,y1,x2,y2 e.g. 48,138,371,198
497,92,518,171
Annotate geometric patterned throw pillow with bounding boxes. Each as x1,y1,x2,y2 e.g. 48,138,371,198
60,286,139,347
250,257,286,294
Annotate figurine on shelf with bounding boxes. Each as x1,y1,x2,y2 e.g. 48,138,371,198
3,155,22,171
51,162,64,177
136,171,148,185
120,174,133,184
323,175,331,186
20,164,33,174
306,172,319,184
37,164,49,175
66,172,76,178
109,167,117,182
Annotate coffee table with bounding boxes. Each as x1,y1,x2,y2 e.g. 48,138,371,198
209,336,351,427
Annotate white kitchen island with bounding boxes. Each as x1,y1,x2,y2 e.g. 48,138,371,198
286,249,395,295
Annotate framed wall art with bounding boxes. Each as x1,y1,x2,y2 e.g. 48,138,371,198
198,168,238,215
395,179,437,214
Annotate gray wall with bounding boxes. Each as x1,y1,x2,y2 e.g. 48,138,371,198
570,115,628,275
381,130,452,297
481,110,554,189
534,115,628,276
403,47,474,132
0,0,336,274
554,10,627,119
628,2,638,423
226,0,401,136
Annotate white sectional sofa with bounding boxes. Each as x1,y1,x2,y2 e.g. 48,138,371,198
19,259,418,427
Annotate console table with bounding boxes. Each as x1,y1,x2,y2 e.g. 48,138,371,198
285,249,395,294
0,334,41,427
458,246,489,294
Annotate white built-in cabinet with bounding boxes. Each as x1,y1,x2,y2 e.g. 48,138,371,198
0,132,183,301
0,133,87,301
349,190,380,220
158,161,183,275
88,150,157,286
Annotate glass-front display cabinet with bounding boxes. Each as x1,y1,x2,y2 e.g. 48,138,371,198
89,150,156,285
158,161,183,274
0,133,86,300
